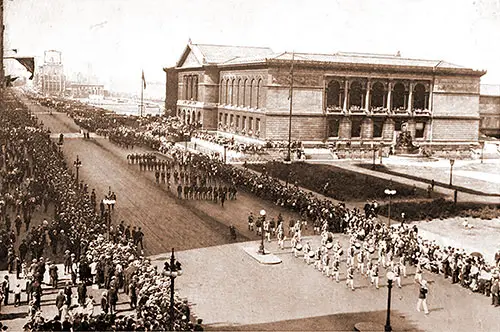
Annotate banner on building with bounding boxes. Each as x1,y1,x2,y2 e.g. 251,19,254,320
15,57,35,79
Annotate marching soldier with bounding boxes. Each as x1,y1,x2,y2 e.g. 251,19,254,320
248,212,254,231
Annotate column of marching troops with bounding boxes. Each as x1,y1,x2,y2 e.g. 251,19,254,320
127,153,238,206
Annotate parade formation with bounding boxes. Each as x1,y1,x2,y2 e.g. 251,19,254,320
0,89,498,332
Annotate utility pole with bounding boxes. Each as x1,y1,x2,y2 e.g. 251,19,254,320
285,51,294,162
0,0,5,89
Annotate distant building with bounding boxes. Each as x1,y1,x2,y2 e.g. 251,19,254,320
479,84,500,138
67,82,105,98
165,42,486,154
36,50,65,96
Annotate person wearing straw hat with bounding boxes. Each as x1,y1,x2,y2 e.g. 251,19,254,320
417,280,429,314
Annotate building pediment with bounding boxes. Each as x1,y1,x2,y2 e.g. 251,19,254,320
176,44,206,68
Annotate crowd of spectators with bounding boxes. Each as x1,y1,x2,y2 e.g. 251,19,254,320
23,235,203,331
0,91,203,331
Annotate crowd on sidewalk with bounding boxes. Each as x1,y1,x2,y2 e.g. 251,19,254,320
0,92,203,331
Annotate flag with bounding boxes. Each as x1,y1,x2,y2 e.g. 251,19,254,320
5,75,18,87
142,70,147,89
15,57,35,80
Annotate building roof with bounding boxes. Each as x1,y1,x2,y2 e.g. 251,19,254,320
176,42,274,67
195,44,274,64
480,84,500,96
175,42,484,75
269,52,465,70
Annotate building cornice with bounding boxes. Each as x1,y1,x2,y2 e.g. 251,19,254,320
266,59,486,78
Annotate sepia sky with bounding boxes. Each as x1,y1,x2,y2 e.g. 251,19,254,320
4,0,500,94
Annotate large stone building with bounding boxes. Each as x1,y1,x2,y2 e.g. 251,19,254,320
36,50,65,96
164,42,486,153
66,83,105,98
479,84,500,138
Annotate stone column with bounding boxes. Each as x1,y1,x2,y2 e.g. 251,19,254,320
382,118,395,140
408,82,414,112
365,81,371,111
361,118,373,139
386,81,392,111
343,80,349,112
339,117,352,139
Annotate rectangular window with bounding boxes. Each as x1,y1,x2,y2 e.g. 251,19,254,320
224,114,228,125
351,118,362,138
242,116,247,129
249,117,253,130
256,118,261,132
415,122,425,138
328,119,340,137
236,115,240,129
230,114,234,127
394,119,404,131
373,119,384,138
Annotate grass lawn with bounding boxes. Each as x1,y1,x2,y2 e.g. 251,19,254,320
248,161,429,202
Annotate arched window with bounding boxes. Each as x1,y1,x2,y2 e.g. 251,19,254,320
234,79,241,106
413,83,428,110
392,82,406,110
256,79,263,109
192,76,198,101
241,79,247,107
220,79,225,104
349,81,363,109
230,79,235,105
183,76,188,100
225,80,230,105
187,76,193,100
238,79,245,106
326,81,341,108
248,79,254,108
244,79,251,107
371,82,385,109
251,79,257,108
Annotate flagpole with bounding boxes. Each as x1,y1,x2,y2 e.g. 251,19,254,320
1,0,5,89
140,72,144,117
285,51,294,162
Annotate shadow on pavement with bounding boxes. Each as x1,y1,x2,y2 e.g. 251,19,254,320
206,310,424,331
0,312,28,321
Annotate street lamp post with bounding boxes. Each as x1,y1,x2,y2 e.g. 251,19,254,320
379,143,384,165
372,143,376,170
223,144,228,164
163,248,183,331
258,209,266,255
73,155,82,182
449,159,455,186
385,271,395,332
384,189,397,227
480,141,485,164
